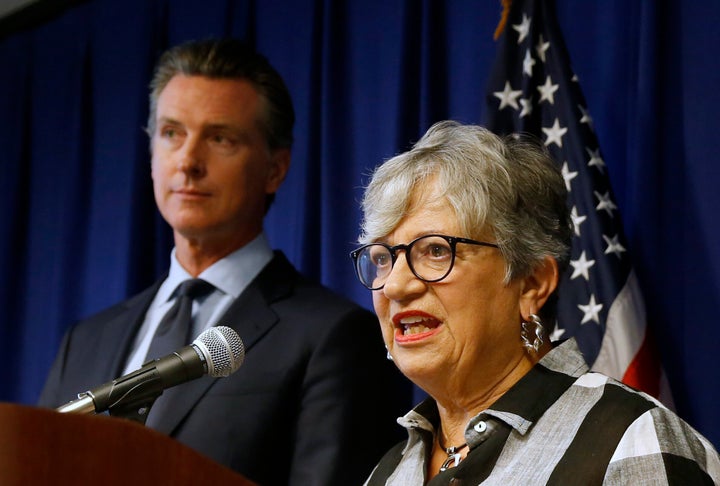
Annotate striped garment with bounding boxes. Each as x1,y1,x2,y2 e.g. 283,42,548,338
365,338,720,485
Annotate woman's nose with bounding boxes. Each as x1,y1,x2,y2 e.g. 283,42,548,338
381,252,426,301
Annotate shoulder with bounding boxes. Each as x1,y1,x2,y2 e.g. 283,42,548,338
562,373,720,484
72,281,160,330
53,280,163,359
523,369,720,483
605,403,720,484
259,251,377,324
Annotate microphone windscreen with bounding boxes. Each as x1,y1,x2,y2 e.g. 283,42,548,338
193,326,245,377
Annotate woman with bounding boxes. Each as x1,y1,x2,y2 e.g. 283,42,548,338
351,121,719,485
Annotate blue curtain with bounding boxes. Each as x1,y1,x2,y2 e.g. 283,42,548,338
1,0,719,448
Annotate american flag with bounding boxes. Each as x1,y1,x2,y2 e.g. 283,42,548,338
484,0,672,405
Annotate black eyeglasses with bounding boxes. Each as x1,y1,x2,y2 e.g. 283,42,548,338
349,234,499,290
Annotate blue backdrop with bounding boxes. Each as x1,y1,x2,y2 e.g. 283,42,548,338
1,0,718,448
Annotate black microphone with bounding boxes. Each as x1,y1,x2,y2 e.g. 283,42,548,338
56,326,245,418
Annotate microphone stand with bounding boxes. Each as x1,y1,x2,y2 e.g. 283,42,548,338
57,346,207,425
56,325,246,425
57,365,166,425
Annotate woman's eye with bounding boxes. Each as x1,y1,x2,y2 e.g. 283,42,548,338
430,244,449,257
374,253,390,267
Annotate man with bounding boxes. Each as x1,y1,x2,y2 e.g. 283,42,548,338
38,38,409,485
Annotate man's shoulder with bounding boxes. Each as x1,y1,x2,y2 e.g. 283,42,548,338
261,251,372,311
74,280,161,328
270,276,376,326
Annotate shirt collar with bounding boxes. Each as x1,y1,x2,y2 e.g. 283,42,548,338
486,338,588,433
159,232,274,302
397,338,589,440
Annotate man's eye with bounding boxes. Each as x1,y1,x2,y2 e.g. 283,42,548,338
161,128,176,138
211,134,237,147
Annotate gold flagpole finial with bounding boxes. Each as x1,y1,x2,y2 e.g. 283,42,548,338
494,0,513,40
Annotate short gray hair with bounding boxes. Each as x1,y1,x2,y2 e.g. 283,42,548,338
359,120,572,284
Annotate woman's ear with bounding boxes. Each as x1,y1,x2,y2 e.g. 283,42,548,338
519,256,559,319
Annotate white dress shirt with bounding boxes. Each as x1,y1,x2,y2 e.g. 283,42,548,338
122,232,273,374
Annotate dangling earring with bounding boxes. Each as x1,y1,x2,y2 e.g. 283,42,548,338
385,345,394,361
521,314,545,353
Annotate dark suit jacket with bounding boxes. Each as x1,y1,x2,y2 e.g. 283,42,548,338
39,252,410,485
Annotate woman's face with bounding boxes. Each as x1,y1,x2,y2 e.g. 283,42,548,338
372,182,528,395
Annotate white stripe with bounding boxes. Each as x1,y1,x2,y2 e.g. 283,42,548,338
489,379,606,484
574,372,609,388
609,411,662,462
592,269,646,380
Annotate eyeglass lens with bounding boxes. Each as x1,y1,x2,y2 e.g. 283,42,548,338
356,235,455,289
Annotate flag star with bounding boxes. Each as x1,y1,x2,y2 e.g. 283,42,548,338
483,4,652,381
579,105,594,129
537,76,559,104
519,98,533,117
513,14,532,44
493,81,523,110
523,49,536,76
586,147,606,173
571,206,587,236
550,324,566,341
569,251,595,281
594,191,617,216
542,118,567,147
579,294,603,324
561,161,578,191
535,34,550,62
603,234,627,258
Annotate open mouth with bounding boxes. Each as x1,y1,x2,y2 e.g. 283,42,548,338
393,313,442,342
399,315,440,335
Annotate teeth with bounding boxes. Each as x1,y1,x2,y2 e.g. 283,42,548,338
397,315,439,336
403,325,431,335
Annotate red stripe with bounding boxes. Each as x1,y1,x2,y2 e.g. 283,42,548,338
622,330,661,398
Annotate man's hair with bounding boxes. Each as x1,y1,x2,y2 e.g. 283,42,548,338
147,38,295,151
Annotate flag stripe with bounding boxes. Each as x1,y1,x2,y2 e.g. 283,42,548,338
623,331,661,398
593,270,645,379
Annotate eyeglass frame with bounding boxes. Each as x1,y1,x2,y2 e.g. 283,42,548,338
349,233,500,290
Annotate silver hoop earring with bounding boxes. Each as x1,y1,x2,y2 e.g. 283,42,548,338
521,314,545,353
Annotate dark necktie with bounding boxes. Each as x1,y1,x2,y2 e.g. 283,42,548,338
145,278,215,362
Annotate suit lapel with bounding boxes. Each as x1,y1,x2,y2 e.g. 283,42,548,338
148,252,296,434
80,282,161,386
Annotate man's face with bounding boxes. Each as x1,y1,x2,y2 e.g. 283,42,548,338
150,74,289,246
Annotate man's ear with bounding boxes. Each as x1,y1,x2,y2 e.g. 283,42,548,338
265,148,291,194
519,256,559,318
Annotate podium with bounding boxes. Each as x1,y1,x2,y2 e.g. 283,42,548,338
0,403,255,485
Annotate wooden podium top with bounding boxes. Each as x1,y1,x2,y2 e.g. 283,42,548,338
0,402,255,485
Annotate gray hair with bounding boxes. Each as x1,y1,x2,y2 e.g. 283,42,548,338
359,120,572,284
146,38,294,151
